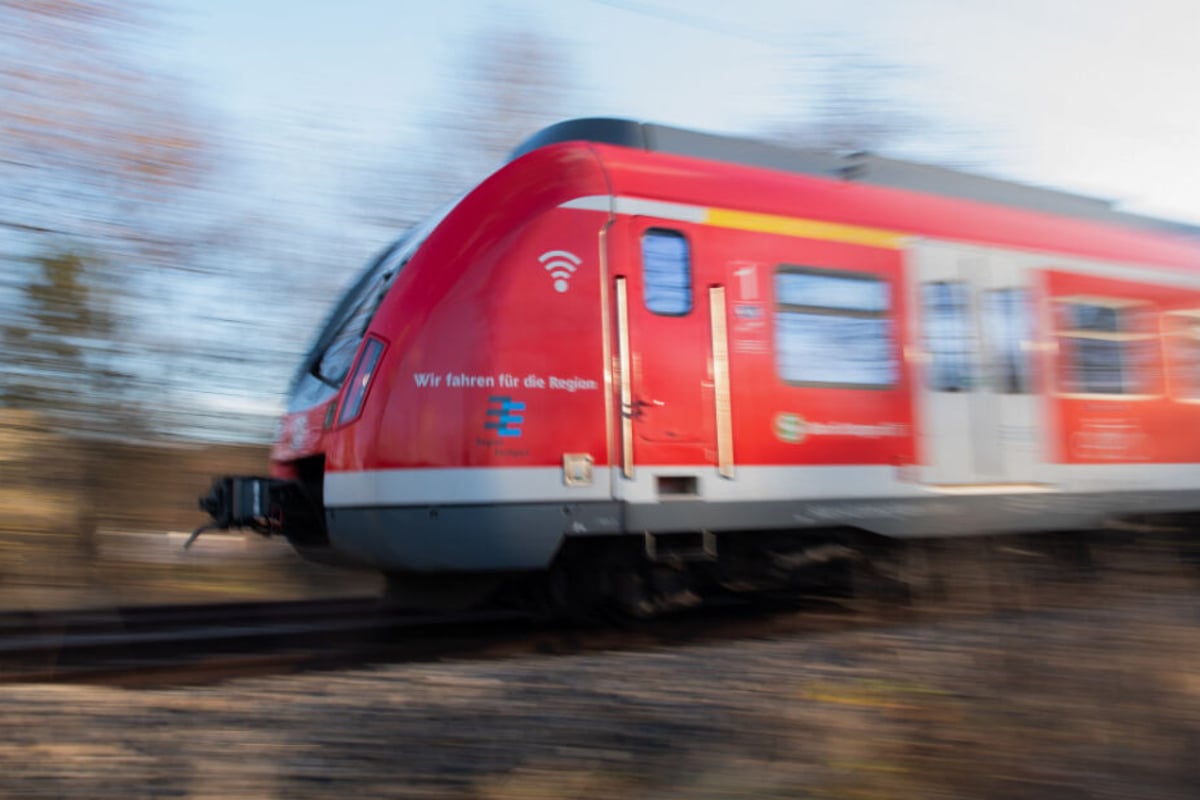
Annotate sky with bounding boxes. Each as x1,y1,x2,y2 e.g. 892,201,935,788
141,0,1200,435
160,0,1200,225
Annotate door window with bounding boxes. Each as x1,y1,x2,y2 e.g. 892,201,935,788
923,281,975,392
982,288,1033,394
641,229,692,315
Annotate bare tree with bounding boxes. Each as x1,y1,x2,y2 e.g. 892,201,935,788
1,247,123,418
764,50,928,155
361,23,578,231
0,0,217,256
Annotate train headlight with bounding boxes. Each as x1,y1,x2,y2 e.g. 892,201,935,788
336,336,385,426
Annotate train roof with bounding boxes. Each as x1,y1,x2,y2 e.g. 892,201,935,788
512,118,1200,240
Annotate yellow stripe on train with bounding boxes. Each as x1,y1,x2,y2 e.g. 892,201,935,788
703,207,908,250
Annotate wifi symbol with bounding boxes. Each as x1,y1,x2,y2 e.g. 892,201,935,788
539,250,582,293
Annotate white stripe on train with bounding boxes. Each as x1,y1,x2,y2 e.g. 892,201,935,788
323,463,1200,508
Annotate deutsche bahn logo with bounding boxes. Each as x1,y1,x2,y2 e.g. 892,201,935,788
485,396,525,437
774,412,807,443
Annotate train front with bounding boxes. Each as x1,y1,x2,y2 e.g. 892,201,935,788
190,210,447,567
190,129,616,596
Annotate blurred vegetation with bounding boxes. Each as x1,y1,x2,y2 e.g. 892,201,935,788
0,0,214,250
1,247,130,437
766,50,928,154
1,0,222,440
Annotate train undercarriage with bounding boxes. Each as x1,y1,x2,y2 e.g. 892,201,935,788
192,473,892,614
193,471,1200,618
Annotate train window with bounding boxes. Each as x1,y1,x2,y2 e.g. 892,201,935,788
642,229,692,315
1164,310,1200,399
1055,298,1158,395
774,268,895,387
982,288,1033,393
290,199,456,409
922,281,975,392
316,298,379,386
312,245,412,388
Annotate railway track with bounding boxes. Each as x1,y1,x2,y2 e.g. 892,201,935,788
0,590,856,687
0,597,528,685
1,531,1194,687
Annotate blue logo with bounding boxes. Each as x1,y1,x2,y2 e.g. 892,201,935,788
485,396,525,437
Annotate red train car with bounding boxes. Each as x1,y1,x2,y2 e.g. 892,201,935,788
196,118,1200,611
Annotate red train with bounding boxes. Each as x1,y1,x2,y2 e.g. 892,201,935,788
196,118,1200,612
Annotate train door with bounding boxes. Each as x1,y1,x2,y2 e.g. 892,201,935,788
611,217,729,493
912,241,1042,485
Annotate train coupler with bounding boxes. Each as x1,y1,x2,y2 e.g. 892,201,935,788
187,476,295,549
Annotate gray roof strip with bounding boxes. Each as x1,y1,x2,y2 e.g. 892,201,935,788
512,118,1200,239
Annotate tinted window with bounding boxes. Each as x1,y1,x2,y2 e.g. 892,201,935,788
983,288,1033,394
1056,299,1157,395
288,201,456,413
642,229,692,315
775,269,895,387
316,292,383,386
1165,312,1200,399
923,281,975,392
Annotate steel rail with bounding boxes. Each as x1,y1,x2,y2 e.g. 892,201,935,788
0,597,526,684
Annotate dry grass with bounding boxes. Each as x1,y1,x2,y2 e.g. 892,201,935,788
0,414,375,609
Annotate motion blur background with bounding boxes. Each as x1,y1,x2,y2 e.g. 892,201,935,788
1,0,1197,606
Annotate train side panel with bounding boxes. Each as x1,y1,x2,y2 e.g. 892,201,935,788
1044,268,1200,467
606,207,918,530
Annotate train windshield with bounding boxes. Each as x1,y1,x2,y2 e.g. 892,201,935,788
287,203,454,412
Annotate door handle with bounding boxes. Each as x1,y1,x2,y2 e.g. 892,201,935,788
622,398,651,419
